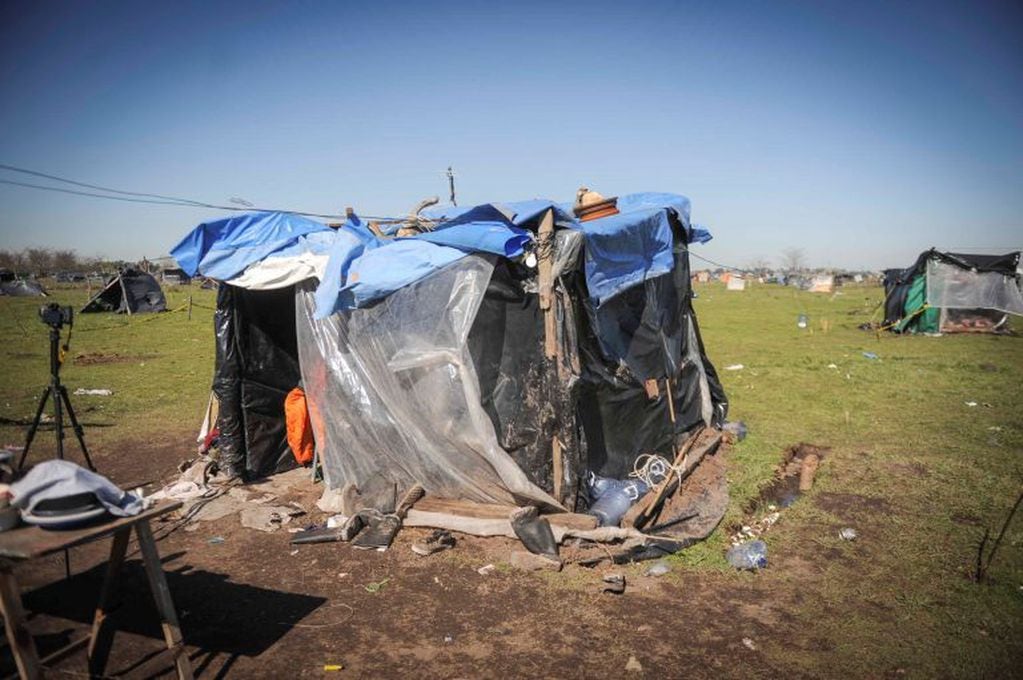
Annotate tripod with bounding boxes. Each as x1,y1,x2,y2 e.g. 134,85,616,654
18,325,95,471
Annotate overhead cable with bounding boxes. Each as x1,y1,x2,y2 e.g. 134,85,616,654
0,162,404,221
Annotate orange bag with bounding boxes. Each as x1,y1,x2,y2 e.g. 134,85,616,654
284,387,315,465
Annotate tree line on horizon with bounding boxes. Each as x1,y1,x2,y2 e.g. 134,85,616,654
0,247,132,275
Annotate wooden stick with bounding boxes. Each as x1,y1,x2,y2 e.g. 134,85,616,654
634,427,704,528
552,436,563,502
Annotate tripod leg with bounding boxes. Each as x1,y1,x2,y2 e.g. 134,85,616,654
18,387,52,470
53,379,65,462
59,386,95,472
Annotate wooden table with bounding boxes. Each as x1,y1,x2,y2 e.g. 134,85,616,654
0,501,193,680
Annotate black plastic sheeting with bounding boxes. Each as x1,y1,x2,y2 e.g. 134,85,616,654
467,215,727,507
81,269,166,314
575,225,727,480
213,284,300,480
468,260,582,506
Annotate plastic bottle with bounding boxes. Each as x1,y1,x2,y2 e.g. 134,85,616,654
726,540,767,570
797,313,808,329
587,473,649,527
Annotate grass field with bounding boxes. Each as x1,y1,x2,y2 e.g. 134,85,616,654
1,280,1020,677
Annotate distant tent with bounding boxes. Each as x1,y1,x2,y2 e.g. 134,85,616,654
881,250,1023,333
161,267,191,285
809,275,834,293
726,276,746,291
0,279,48,297
81,269,166,314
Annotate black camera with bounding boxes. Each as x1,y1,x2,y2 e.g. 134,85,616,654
39,303,73,329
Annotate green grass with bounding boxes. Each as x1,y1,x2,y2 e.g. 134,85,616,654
1,279,1021,677
693,282,1023,677
0,284,218,451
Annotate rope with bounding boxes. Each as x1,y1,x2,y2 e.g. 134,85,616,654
74,303,191,332
629,453,677,488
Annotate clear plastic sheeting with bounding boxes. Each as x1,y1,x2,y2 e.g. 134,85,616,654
295,255,561,510
926,260,1023,315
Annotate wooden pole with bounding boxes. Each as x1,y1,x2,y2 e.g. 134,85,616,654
537,209,556,360
187,295,192,320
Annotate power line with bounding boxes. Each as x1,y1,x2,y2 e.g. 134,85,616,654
0,179,201,206
0,162,405,221
686,249,748,273
0,162,211,206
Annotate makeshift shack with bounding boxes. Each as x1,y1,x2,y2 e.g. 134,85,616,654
882,249,1023,333
172,193,728,542
81,269,167,314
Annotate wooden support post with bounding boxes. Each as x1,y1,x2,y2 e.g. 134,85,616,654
0,564,42,680
187,294,193,321
537,209,556,360
135,520,194,680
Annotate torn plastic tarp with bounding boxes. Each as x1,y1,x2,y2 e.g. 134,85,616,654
171,211,331,280
296,254,560,509
313,210,532,318
430,193,712,306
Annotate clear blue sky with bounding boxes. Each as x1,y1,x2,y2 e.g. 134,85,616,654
1,0,1021,269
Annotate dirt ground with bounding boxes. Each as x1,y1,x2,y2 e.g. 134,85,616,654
2,431,898,680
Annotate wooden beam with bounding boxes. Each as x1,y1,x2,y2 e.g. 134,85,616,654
537,209,556,360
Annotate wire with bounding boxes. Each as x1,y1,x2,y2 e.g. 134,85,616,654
0,162,211,206
0,179,197,206
686,249,749,273
0,162,407,222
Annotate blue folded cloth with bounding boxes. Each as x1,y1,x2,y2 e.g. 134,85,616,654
11,460,142,517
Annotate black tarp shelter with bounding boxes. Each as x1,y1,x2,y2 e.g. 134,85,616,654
81,269,167,314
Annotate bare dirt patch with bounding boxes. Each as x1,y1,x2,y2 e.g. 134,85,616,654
73,352,154,365
815,491,891,517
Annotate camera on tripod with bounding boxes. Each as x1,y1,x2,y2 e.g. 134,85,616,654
39,303,73,329
19,302,95,472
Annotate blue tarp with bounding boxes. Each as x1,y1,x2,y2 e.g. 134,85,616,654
170,211,331,280
574,192,711,305
312,209,532,318
171,192,713,316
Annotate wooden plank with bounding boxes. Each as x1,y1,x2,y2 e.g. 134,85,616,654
0,567,42,680
87,527,131,677
414,497,519,519
135,520,193,680
405,508,597,539
537,209,557,359
0,501,181,561
409,497,596,531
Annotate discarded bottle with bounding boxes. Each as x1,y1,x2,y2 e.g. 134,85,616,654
797,313,808,329
726,540,767,570
722,420,748,442
587,473,649,527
